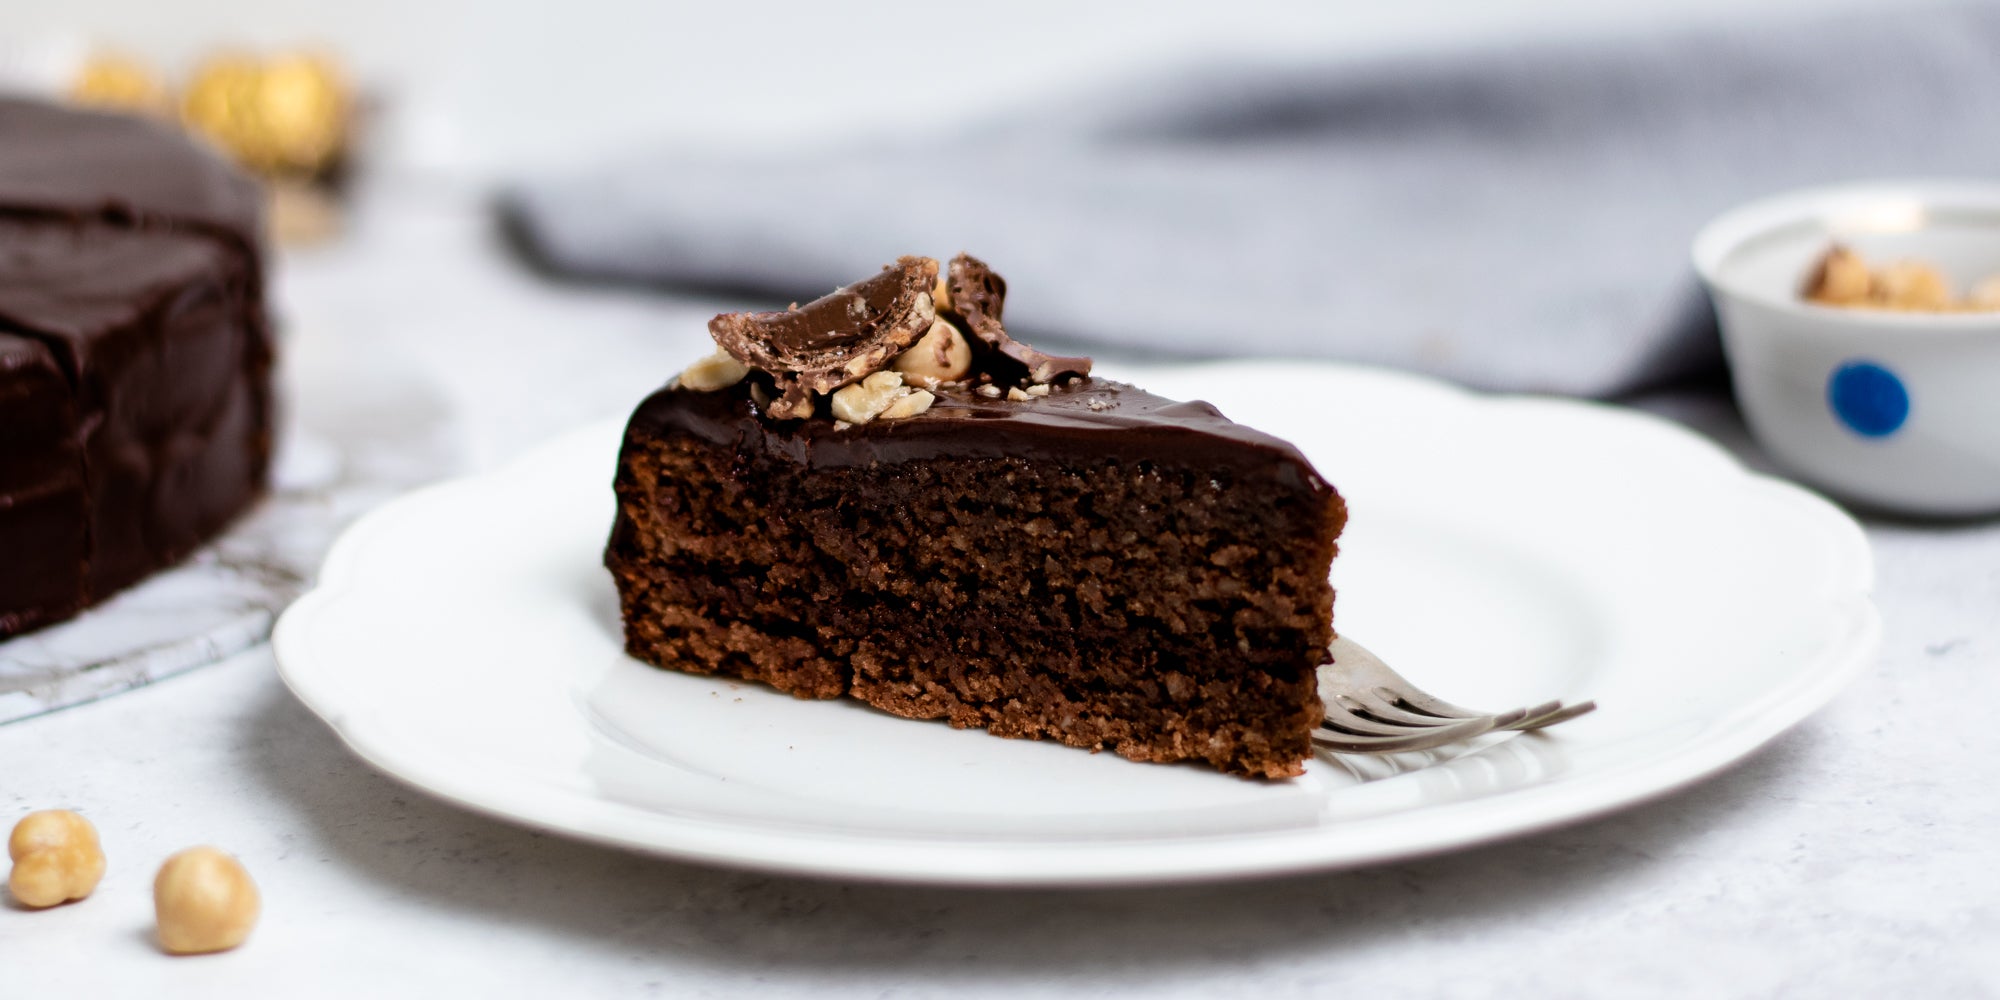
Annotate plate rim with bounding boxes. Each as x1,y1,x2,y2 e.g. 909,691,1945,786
273,360,1879,887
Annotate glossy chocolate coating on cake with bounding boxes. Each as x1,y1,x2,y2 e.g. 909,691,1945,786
665,253,1325,493
0,99,271,637
627,376,1334,496
0,332,88,627
0,99,264,247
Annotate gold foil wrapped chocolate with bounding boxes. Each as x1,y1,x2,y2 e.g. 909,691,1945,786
67,52,174,118
182,52,349,179
65,47,353,245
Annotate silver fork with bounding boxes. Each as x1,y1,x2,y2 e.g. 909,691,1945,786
1313,636,1597,754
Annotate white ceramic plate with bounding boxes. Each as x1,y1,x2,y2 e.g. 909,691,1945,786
273,362,1877,886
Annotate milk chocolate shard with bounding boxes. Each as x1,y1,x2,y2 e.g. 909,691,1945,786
946,253,1093,384
708,256,939,419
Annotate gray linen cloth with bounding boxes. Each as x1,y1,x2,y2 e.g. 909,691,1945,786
502,3,2000,397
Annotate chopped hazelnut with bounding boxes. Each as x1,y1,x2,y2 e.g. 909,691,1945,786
975,384,1003,398
932,272,953,314
830,370,908,425
880,389,935,420
1006,386,1031,402
891,318,974,383
677,350,750,392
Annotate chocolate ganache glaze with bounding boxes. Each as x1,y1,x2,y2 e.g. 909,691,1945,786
0,99,272,637
629,252,1329,498
628,376,1331,495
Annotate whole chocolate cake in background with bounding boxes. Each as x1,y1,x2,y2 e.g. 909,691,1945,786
0,99,274,638
606,254,1345,778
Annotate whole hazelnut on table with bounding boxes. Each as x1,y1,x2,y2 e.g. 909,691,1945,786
8,809,107,908
154,846,261,954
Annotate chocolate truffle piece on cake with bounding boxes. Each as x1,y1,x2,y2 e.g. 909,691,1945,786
709,254,939,419
605,255,1344,778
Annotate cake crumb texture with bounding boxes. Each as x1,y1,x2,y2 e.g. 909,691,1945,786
606,433,1343,778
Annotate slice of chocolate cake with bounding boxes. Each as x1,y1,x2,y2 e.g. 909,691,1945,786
605,255,1344,778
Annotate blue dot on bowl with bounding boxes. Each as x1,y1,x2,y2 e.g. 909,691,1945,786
1826,360,1910,437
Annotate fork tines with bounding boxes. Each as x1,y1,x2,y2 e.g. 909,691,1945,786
1312,636,1597,755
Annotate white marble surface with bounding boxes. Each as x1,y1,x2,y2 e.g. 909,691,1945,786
4,181,1998,997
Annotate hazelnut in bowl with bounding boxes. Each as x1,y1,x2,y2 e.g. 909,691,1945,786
1693,180,2000,518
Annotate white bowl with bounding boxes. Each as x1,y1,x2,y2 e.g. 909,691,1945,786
1693,180,2000,518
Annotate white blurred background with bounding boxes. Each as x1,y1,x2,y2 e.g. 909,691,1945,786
0,0,1919,465
3,0,1873,176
